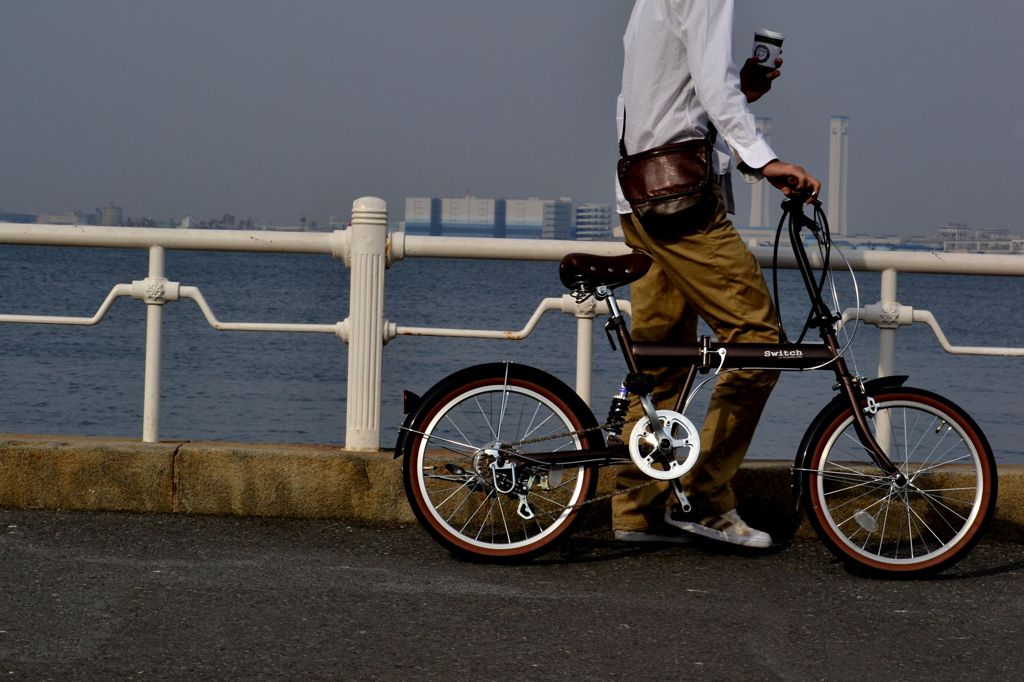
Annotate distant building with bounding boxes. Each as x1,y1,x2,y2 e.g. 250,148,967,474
98,204,123,226
405,197,500,237
575,203,614,241
503,198,542,239
446,196,505,238
0,212,36,224
405,198,440,235
543,198,575,240
404,196,575,239
940,222,1023,253
938,222,971,247
37,211,89,225
505,197,575,239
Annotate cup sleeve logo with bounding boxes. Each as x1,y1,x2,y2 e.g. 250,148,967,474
754,44,771,63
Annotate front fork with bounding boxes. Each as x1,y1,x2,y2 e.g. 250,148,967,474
828,345,905,483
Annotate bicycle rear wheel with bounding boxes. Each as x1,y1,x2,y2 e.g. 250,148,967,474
400,363,600,561
802,388,996,576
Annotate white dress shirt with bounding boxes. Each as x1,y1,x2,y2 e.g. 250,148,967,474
615,0,777,214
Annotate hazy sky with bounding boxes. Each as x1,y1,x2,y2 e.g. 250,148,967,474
2,1,1022,235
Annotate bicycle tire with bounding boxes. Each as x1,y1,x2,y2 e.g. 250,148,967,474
399,363,600,561
802,387,996,577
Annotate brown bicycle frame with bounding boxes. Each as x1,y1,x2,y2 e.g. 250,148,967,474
520,197,903,480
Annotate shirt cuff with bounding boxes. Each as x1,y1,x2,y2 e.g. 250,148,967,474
731,138,777,183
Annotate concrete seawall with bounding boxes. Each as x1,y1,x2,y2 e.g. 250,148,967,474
1,433,1022,542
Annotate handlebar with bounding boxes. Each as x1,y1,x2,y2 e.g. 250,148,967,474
780,195,827,236
781,193,822,211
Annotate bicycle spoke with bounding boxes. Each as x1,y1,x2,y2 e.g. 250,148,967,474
473,395,500,443
404,367,600,559
441,414,479,454
405,426,477,456
494,490,512,544
520,400,544,445
909,485,972,525
495,363,511,444
909,450,974,478
807,393,993,573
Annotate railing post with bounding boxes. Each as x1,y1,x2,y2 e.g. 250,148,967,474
570,296,599,406
877,268,898,378
576,317,594,405
142,245,166,443
875,268,900,455
345,197,387,451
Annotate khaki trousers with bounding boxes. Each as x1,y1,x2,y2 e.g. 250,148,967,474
611,185,780,531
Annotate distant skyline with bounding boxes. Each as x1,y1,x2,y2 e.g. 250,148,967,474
2,1,1022,235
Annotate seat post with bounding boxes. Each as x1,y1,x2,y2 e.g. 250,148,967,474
602,290,642,376
603,289,623,320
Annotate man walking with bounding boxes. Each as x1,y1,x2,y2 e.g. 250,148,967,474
613,0,821,548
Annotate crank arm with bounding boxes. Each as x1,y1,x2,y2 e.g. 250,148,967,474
670,479,692,513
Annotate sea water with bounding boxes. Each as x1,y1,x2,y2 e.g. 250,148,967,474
0,244,1021,462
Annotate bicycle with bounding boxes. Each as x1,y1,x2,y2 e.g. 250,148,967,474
395,197,997,577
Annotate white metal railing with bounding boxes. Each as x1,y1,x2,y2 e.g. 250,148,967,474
2,196,1024,450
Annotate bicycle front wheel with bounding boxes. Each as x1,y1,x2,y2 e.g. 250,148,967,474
400,363,600,561
803,388,996,576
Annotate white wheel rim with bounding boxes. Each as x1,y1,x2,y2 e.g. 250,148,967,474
814,399,985,566
415,383,587,551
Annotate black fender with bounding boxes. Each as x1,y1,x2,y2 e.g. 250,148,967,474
391,390,422,458
791,375,909,512
393,362,600,459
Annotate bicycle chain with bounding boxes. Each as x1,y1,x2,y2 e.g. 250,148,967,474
564,475,664,511
500,422,665,511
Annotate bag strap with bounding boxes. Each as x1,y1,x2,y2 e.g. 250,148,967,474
619,109,629,158
619,108,718,158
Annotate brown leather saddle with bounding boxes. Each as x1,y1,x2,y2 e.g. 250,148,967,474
558,252,652,293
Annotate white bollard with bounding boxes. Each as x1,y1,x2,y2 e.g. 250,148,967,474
344,197,388,451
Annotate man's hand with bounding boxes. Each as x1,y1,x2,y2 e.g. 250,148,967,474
740,56,782,103
762,160,821,203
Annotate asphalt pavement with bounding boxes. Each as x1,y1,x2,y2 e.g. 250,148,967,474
1,509,1023,680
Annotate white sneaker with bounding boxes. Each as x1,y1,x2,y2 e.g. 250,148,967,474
664,507,772,549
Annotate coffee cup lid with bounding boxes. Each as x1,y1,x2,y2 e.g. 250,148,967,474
755,28,784,41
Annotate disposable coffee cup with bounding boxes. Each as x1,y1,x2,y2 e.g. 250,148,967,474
751,28,784,70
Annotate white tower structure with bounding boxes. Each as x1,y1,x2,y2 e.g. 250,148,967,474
828,116,849,236
99,204,123,227
749,117,773,227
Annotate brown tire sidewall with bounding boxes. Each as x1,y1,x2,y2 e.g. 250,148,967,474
807,390,995,575
404,374,597,560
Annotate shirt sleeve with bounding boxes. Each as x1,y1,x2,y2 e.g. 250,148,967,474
674,0,777,175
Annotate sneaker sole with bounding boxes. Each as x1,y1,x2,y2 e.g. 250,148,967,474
667,520,772,549
614,530,693,545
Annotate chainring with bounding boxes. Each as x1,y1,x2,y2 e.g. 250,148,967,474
627,409,700,481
